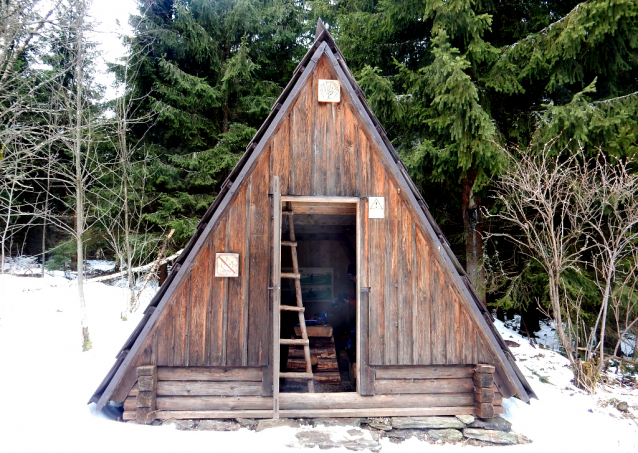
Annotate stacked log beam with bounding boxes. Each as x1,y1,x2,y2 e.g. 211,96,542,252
136,365,158,424
473,364,495,418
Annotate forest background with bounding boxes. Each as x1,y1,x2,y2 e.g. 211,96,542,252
1,0,637,389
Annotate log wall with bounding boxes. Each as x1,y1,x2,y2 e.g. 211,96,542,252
122,365,503,421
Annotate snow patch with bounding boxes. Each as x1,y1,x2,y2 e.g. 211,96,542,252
0,275,637,452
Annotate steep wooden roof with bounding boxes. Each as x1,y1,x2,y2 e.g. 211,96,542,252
90,21,535,409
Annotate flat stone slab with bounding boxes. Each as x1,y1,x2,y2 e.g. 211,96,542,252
464,428,519,445
293,428,381,452
468,416,512,432
428,428,463,443
367,418,393,431
196,420,240,431
455,414,475,424
384,429,428,443
163,419,197,430
255,418,300,431
313,418,364,428
391,416,465,429
235,418,258,429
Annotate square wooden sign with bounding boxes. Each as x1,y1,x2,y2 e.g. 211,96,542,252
318,79,341,103
215,253,240,277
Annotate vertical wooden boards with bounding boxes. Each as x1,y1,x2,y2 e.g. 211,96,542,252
460,310,475,364
313,61,328,195
271,176,282,417
272,117,290,195
343,104,355,196
368,154,386,365
383,178,399,365
226,185,248,366
172,282,189,366
358,197,374,395
188,242,210,366
290,82,312,195
247,151,271,365
415,227,431,364
208,219,227,365
156,301,174,366
354,127,368,197
397,200,413,364
431,260,446,364
446,288,461,364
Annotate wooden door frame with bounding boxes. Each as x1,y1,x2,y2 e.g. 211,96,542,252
275,195,362,404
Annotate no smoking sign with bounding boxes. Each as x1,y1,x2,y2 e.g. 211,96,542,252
215,253,240,277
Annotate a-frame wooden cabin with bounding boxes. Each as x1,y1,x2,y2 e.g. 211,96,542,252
90,21,535,423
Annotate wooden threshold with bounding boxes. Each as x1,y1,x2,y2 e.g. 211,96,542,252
123,406,475,421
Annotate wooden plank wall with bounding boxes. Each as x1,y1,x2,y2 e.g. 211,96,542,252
119,53,507,402
151,151,272,368
268,55,495,369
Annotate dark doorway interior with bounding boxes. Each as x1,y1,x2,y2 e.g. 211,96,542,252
279,210,357,393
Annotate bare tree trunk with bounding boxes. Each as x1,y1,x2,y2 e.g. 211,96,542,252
123,151,135,319
1,178,17,274
462,169,485,303
41,159,51,278
73,0,90,351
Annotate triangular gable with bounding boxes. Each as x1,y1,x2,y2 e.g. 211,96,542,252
90,21,535,410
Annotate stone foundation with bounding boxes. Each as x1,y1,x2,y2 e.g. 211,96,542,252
153,415,529,448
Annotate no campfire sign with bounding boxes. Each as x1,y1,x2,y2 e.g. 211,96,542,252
215,253,240,277
368,197,385,218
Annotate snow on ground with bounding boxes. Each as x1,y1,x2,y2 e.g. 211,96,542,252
0,274,637,453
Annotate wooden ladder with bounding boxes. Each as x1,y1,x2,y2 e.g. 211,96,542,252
278,211,315,393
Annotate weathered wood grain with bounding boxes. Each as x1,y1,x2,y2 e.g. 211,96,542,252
226,186,248,366
247,154,271,366
368,154,386,365
375,378,474,395
273,116,290,195
397,200,413,364
156,396,272,411
208,220,226,365
290,82,312,194
431,261,446,364
279,392,473,410
415,227,431,364
384,178,399,365
157,381,262,396
343,104,355,196
375,365,473,380
446,288,460,364
150,407,474,420
188,242,209,366
156,302,174,366
172,283,188,366
157,367,262,381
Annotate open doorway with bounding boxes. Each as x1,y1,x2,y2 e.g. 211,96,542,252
278,199,358,393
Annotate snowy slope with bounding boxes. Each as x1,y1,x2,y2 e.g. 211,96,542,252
0,274,636,452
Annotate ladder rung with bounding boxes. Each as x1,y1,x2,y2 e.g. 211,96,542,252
280,372,313,379
280,338,309,346
281,272,301,279
281,241,297,247
280,305,304,312
282,211,294,216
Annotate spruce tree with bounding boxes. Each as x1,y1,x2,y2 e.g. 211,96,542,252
126,0,307,243
311,0,638,303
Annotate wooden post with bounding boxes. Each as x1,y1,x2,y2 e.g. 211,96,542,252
473,364,495,418
136,365,157,424
271,176,282,419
